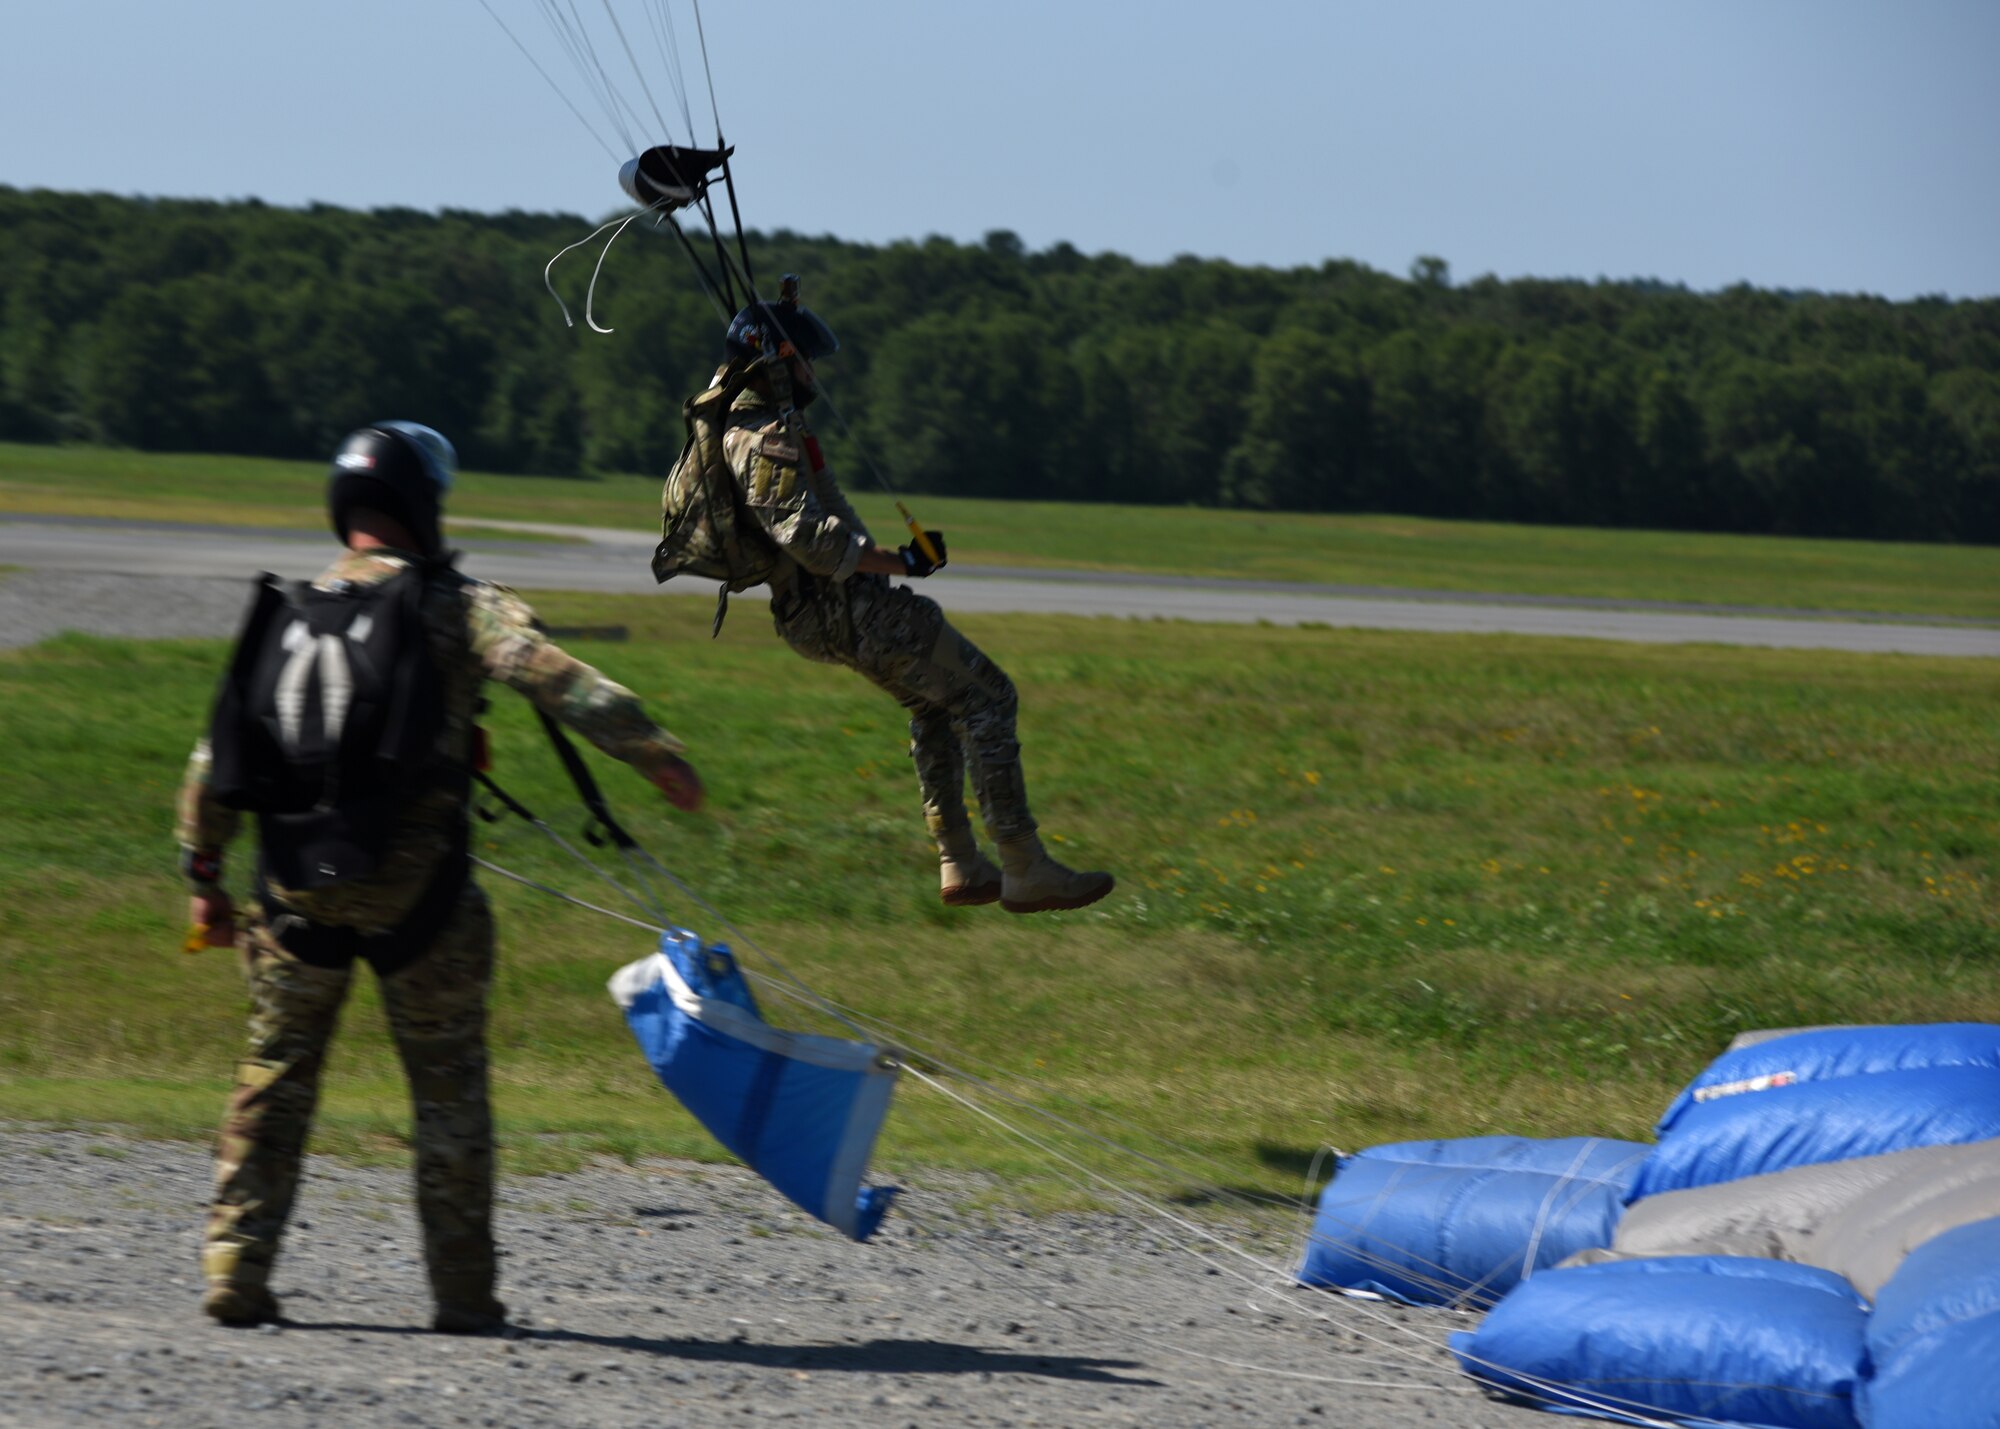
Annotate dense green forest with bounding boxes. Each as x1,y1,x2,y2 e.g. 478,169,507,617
2,186,1996,541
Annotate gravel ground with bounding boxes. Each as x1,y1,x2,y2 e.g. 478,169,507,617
0,1127,1546,1429
1,566,1546,1426
0,571,253,649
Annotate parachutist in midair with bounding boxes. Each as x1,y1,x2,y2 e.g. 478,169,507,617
179,423,703,1332
655,283,1114,913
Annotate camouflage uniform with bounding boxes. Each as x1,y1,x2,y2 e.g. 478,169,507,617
719,385,1035,847
179,549,685,1311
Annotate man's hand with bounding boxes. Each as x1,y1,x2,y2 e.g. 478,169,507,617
187,890,236,950
899,531,947,578
645,753,706,813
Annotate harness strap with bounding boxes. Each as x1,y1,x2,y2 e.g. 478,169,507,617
533,709,641,852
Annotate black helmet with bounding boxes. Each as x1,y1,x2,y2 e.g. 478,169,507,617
723,274,839,365
326,421,456,554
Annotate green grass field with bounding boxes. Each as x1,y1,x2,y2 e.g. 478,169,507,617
6,440,1996,619
2,594,1994,1193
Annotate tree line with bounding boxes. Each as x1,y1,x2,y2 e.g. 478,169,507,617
2,186,1996,541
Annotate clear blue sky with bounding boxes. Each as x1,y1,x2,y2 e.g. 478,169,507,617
3,1,1996,298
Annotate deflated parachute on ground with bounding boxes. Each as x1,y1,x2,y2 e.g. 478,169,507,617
609,929,900,1241
1303,1024,2000,1428
1299,1136,1646,1307
1630,1023,2000,1200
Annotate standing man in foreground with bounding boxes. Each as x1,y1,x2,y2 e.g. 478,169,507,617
655,279,1113,913
179,421,703,1332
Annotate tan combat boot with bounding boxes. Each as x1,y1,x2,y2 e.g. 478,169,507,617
937,825,1003,907
996,834,1115,914
202,1282,280,1327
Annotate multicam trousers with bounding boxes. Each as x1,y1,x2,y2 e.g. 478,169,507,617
772,575,1036,844
203,882,497,1308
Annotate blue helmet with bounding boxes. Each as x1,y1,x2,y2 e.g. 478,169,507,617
326,421,457,554
723,274,839,365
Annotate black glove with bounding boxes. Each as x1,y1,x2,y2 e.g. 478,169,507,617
899,532,948,578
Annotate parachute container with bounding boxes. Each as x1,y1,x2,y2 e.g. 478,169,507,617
1450,1256,1869,1429
1298,1136,1647,1307
609,930,900,1241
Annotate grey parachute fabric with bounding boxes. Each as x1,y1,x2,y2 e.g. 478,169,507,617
651,374,777,594
1578,1138,2000,1300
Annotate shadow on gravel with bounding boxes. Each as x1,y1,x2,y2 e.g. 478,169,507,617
283,1321,1156,1385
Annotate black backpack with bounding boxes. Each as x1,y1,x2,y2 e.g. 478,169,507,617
206,560,455,891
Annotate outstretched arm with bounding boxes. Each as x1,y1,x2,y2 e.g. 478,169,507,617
468,583,703,811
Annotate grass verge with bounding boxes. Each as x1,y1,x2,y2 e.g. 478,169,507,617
1,598,1994,1199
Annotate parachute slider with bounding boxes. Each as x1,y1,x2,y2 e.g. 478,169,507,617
619,144,733,211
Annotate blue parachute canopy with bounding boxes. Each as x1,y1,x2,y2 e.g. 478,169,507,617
609,930,900,1241
1630,1025,2000,1201
1298,1136,1647,1307
1450,1256,1870,1429
1300,1024,2000,1427
1860,1214,2000,1429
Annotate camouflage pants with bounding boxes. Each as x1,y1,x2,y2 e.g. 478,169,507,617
774,576,1036,843
204,882,497,1308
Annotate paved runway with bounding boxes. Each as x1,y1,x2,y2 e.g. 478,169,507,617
2,516,1994,657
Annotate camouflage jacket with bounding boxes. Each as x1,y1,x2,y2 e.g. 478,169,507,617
721,384,875,593
177,549,685,932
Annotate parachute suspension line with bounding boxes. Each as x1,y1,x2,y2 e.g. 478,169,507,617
531,0,633,152
891,1068,1447,1359
611,844,679,927
692,0,724,142
542,0,645,154
897,1061,1482,1388
543,211,642,328
1289,1144,1340,1281
474,771,666,924
903,1068,1677,1429
621,842,876,1040
472,0,620,162
560,0,649,149
656,209,733,321
662,222,907,500
746,970,1545,1315
597,0,676,145
885,1198,1471,1397
683,0,754,297
582,203,660,333
743,971,1323,1223
472,856,667,936
719,150,756,297
691,183,742,313
644,0,696,140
